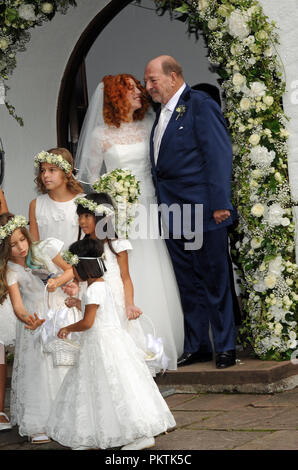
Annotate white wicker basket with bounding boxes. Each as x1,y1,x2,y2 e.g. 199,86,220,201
47,338,80,367
43,288,80,367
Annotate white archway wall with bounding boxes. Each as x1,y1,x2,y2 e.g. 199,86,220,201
85,0,218,100
0,0,109,216
259,0,298,260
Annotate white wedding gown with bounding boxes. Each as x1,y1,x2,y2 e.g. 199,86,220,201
87,115,184,369
46,281,176,449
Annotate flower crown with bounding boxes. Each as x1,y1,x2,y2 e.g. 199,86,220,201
0,215,28,244
74,196,114,217
61,250,80,266
34,151,72,174
62,250,106,266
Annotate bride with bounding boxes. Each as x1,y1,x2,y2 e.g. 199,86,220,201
75,74,184,370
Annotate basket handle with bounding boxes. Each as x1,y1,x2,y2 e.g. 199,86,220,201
140,313,156,338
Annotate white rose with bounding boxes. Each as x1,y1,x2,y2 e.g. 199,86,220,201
286,278,294,286
208,18,218,30
251,203,265,217
281,217,290,226
247,57,256,66
198,0,209,12
263,95,274,106
230,43,243,56
274,172,282,183
229,10,250,39
232,72,246,87
256,31,268,41
280,128,290,138
274,322,282,336
18,4,37,21
251,238,262,249
265,274,277,289
240,97,251,111
0,38,9,51
249,134,261,146
264,46,273,57
287,339,297,349
41,2,54,14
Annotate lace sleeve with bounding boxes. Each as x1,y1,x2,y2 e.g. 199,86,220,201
85,127,106,184
85,282,106,305
6,268,19,287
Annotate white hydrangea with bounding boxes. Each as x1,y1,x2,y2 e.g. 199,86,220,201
264,203,285,226
243,81,267,98
18,4,37,21
228,10,251,39
248,145,275,170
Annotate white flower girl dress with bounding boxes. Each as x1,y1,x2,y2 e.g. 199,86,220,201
46,280,176,449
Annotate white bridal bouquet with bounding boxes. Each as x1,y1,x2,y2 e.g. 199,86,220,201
93,168,141,238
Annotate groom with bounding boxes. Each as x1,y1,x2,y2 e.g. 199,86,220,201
144,55,236,369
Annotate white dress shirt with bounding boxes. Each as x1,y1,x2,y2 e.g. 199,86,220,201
153,83,186,163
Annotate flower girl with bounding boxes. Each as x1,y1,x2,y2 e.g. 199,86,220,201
0,189,14,431
0,212,74,443
29,147,83,249
46,237,175,450
69,192,167,374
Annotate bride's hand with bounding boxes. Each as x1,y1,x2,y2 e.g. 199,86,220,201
126,305,142,320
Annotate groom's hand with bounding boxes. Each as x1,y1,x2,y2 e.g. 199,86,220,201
213,209,230,224
126,305,143,320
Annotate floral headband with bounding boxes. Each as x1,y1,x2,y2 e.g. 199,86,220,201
61,250,80,266
0,215,28,244
34,151,72,174
62,250,106,267
74,196,114,217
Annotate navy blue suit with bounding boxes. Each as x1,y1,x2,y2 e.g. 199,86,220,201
150,85,236,354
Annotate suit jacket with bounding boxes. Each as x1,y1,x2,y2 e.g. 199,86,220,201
150,84,236,235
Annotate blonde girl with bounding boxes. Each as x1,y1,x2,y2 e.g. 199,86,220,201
0,212,73,443
29,147,83,249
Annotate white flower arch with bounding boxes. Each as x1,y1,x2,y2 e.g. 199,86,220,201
0,0,297,360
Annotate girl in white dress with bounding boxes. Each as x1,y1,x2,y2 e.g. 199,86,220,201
46,237,176,450
29,147,84,249
0,189,15,431
67,192,167,375
75,74,184,369
0,212,74,443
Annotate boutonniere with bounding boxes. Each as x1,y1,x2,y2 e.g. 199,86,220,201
175,105,186,120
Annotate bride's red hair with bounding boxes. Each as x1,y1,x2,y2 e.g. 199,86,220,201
102,74,150,128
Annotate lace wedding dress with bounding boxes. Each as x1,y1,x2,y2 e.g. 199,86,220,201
86,115,184,369
46,281,176,449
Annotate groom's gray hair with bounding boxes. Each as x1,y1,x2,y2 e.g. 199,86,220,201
160,56,183,78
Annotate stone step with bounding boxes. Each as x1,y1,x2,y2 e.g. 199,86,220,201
156,351,298,394
5,353,298,400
